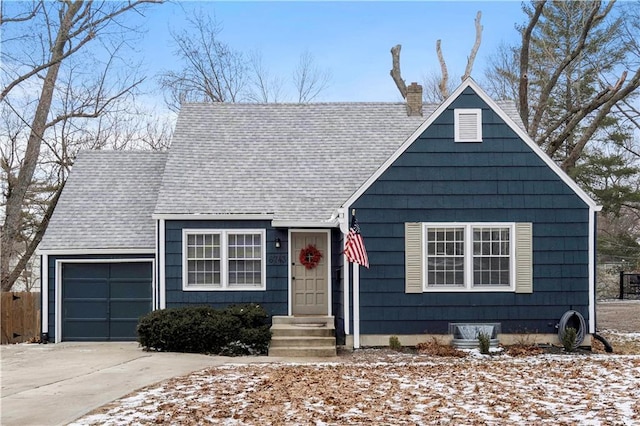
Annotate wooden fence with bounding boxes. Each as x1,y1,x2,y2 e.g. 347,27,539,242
1,292,41,344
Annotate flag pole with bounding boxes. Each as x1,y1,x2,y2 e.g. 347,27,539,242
352,209,360,349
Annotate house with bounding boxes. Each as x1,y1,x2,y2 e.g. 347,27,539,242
38,78,600,351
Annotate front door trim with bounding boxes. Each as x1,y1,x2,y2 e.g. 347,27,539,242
287,229,332,316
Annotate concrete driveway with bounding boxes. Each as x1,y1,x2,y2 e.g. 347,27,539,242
0,342,271,425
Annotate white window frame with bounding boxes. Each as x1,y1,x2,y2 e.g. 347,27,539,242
182,229,266,291
454,108,483,142
422,223,516,292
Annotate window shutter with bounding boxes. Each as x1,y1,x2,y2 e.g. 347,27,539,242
405,222,423,293
515,223,533,293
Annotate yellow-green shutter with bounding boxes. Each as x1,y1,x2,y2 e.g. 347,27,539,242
515,222,533,293
405,222,423,293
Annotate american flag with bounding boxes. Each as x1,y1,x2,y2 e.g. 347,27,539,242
344,215,369,268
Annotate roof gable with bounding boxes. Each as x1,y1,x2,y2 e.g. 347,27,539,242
343,78,600,211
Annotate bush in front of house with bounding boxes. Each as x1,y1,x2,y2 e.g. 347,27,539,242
137,304,271,355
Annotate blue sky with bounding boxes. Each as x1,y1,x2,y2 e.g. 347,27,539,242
137,1,525,102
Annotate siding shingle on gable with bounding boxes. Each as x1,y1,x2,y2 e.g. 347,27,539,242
351,94,590,335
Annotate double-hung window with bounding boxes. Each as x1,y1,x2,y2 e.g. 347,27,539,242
404,221,535,293
183,229,266,290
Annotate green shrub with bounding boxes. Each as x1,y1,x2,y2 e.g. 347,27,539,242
137,304,271,355
478,331,491,354
561,327,578,352
389,335,402,351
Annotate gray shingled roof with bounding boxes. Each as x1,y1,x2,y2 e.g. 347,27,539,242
155,103,430,221
39,151,167,251
155,101,524,222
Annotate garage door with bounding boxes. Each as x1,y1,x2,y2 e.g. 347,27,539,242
62,262,152,341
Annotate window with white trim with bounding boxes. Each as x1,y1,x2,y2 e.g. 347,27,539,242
183,229,266,290
406,222,532,293
454,108,482,142
422,223,516,291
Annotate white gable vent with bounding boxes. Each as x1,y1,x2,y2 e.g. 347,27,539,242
454,108,482,142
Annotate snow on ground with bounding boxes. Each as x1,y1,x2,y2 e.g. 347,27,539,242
72,350,640,425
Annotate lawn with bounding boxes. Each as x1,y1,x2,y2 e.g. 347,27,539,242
72,337,640,425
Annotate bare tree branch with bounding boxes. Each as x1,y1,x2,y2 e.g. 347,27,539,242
518,0,547,129
436,40,449,99
293,51,331,103
390,44,407,98
2,181,64,290
562,68,640,170
0,0,42,25
462,11,483,80
529,1,609,136
1,0,163,291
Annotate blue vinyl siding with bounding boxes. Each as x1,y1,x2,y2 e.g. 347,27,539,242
352,87,591,335
45,253,154,342
163,220,288,317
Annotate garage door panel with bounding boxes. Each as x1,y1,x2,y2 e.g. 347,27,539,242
110,319,141,341
63,320,109,341
63,279,109,298
110,300,151,318
65,301,108,319
64,263,109,279
110,279,150,298
62,261,152,342
110,262,151,279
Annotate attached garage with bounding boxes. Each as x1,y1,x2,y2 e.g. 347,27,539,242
37,151,167,343
60,261,153,341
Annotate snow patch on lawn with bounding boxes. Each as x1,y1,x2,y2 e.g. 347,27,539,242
71,351,640,425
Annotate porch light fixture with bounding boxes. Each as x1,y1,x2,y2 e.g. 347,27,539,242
275,238,281,248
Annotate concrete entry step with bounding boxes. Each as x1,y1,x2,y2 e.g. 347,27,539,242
270,324,334,337
268,346,337,357
269,316,336,357
270,336,336,348
271,315,335,326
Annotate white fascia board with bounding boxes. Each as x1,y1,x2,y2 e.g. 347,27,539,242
342,77,601,212
152,213,275,220
36,248,155,255
271,219,339,228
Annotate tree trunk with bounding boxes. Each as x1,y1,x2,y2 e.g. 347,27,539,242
1,2,80,292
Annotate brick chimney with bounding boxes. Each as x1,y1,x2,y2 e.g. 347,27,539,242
406,82,423,117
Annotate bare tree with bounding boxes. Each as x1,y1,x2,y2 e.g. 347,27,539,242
293,51,331,103
160,12,331,105
391,11,482,100
159,12,247,111
247,51,285,103
1,0,163,292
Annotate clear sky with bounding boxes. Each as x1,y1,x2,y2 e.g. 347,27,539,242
136,1,526,103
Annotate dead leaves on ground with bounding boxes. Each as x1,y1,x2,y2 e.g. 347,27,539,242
75,352,640,426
